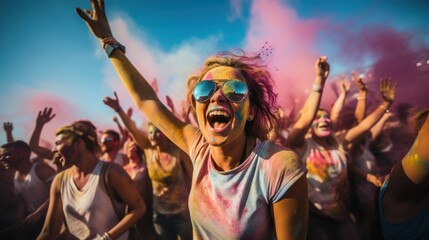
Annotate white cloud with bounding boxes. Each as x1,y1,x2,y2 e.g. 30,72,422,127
100,14,222,128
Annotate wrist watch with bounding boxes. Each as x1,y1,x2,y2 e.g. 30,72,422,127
105,42,126,57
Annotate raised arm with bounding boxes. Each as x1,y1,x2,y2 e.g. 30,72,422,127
285,57,329,150
76,0,197,154
103,92,151,150
369,112,392,142
353,73,368,123
330,76,351,130
385,110,429,205
3,122,14,143
112,115,130,148
29,108,56,160
344,77,396,144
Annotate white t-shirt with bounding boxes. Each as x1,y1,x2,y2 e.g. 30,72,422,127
188,131,304,239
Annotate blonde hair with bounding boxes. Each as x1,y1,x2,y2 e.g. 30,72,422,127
186,51,279,140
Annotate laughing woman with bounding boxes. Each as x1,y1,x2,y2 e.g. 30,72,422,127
76,1,307,239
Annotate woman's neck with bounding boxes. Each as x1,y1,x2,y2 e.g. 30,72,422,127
210,134,255,171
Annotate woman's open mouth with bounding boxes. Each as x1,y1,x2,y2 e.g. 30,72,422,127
207,109,232,132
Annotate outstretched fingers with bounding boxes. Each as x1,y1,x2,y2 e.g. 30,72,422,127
76,7,92,23
89,0,101,17
99,0,106,13
114,91,119,101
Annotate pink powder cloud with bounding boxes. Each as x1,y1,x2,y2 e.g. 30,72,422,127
244,0,331,116
17,91,79,145
17,91,120,147
244,0,428,118
333,26,429,111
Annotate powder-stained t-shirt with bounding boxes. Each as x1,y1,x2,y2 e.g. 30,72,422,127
147,146,189,215
302,138,348,219
188,131,305,240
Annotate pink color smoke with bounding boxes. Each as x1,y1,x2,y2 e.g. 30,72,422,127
335,26,429,111
244,0,327,116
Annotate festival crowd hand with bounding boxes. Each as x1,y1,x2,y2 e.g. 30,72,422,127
103,92,122,111
379,77,396,103
113,116,119,124
352,72,368,92
126,107,133,118
315,56,330,82
76,0,113,40
36,107,56,126
338,76,351,94
3,122,13,133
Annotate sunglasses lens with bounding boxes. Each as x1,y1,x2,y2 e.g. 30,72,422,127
222,80,248,102
193,81,216,102
101,137,114,144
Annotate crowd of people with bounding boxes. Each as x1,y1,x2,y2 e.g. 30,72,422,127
0,1,428,239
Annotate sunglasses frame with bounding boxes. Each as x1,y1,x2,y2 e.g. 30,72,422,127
100,137,115,144
192,79,249,103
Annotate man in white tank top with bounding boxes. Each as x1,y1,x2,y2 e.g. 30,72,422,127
37,120,146,240
1,140,56,239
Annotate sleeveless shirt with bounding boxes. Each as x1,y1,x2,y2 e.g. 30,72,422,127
60,161,128,240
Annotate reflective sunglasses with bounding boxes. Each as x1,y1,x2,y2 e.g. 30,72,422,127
100,137,115,144
192,79,249,103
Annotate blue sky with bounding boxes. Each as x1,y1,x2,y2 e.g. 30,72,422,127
1,0,428,146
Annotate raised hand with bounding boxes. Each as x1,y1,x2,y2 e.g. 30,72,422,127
3,122,13,133
338,76,351,94
76,0,113,40
352,72,367,92
36,107,56,126
379,77,396,103
315,56,330,82
103,92,121,111
126,107,133,118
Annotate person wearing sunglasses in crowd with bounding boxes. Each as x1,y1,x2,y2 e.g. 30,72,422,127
100,129,128,166
76,1,307,239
